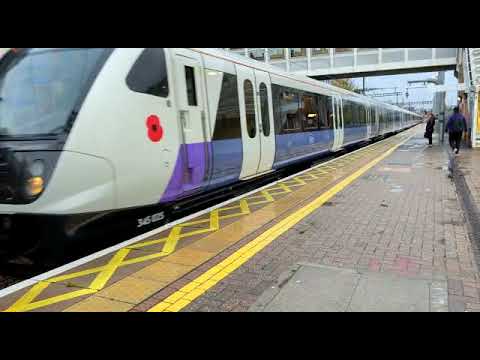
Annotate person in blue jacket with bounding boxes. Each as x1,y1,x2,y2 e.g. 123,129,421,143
446,107,467,154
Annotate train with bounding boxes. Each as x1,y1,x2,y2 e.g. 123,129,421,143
0,48,422,263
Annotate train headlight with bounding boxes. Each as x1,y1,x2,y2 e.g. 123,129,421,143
4,151,59,204
25,176,44,197
24,159,46,197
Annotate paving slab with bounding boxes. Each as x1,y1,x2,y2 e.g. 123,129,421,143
249,263,447,312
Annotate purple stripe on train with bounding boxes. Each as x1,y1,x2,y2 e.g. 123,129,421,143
160,125,376,203
160,142,211,203
160,139,243,203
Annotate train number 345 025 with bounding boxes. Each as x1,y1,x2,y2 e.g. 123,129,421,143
137,212,165,228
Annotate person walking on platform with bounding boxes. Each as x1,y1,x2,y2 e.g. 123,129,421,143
424,112,435,146
445,107,467,154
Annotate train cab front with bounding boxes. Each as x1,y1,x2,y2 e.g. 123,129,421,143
0,144,61,257
0,48,115,262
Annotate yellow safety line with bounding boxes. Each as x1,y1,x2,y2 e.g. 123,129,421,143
148,132,415,312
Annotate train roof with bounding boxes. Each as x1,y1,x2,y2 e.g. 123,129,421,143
191,48,421,117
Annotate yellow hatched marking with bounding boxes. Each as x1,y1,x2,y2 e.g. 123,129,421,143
177,226,213,239
246,194,267,200
297,173,318,180
5,280,96,313
161,226,183,254
247,190,275,206
127,237,168,250
217,200,250,219
46,266,107,284
283,177,307,187
210,209,220,230
14,289,97,313
321,165,337,170
311,168,329,175
4,282,50,312
121,252,171,266
147,132,415,312
219,204,243,211
264,185,285,194
89,248,130,290
180,217,211,227
333,161,349,167
276,183,293,193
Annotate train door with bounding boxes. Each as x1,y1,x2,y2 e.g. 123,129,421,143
236,64,261,179
173,49,211,194
332,96,344,151
254,70,275,174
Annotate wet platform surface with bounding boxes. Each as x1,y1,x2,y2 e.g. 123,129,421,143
2,125,480,312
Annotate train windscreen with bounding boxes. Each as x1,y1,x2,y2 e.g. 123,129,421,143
0,48,112,139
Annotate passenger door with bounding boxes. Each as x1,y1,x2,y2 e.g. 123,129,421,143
236,64,261,179
332,96,344,151
173,49,211,194
254,70,275,174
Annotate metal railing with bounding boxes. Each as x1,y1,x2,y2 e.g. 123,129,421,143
223,48,458,76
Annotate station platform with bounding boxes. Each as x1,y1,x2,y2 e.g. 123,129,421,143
1,125,480,312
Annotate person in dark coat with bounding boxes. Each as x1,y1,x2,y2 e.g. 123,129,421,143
425,112,435,146
445,107,467,154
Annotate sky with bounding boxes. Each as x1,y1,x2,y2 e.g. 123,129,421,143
350,71,458,109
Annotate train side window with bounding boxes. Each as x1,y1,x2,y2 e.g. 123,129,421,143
301,94,319,131
211,72,241,140
259,83,270,137
184,66,198,106
244,79,257,138
280,90,301,133
126,48,169,98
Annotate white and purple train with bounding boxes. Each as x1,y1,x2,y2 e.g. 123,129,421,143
0,48,421,261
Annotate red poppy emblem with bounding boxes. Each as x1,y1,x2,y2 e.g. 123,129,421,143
146,115,164,142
